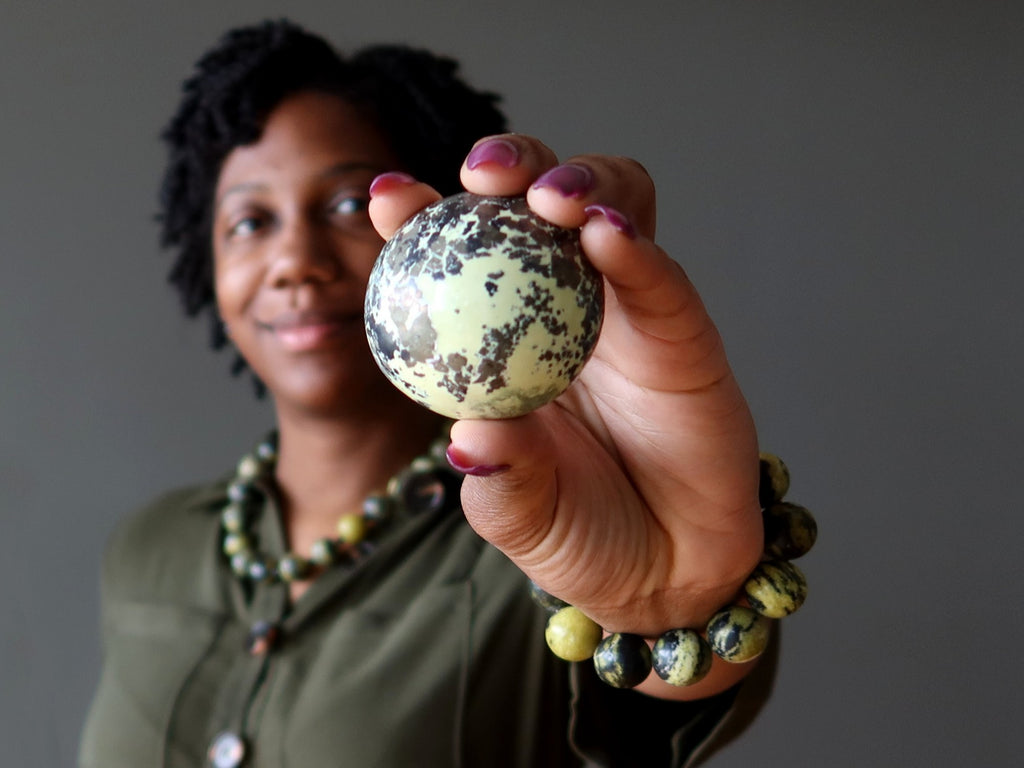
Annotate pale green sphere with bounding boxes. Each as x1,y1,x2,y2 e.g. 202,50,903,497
545,606,603,662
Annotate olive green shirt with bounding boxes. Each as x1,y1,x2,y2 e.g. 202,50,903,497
80,471,764,767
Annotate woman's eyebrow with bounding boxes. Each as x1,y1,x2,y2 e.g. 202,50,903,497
216,162,390,210
318,161,388,181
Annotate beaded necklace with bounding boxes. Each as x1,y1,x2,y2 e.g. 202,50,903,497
220,424,459,584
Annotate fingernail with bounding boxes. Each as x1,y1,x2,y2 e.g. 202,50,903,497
466,138,520,170
445,445,510,477
584,204,637,239
531,163,595,198
369,171,416,197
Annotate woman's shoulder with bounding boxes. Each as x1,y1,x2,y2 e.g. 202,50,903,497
100,478,229,602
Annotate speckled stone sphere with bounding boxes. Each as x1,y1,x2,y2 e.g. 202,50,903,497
365,193,604,419
652,628,713,686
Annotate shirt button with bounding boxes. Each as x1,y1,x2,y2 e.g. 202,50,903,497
245,620,280,656
208,731,247,768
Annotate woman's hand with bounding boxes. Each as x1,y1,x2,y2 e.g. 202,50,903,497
368,135,765,698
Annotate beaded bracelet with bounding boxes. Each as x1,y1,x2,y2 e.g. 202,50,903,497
532,452,817,689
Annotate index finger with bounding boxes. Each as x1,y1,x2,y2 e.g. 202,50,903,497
459,134,560,195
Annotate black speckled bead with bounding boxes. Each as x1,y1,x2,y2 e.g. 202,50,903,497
758,452,790,509
361,493,394,522
227,481,255,505
309,538,336,566
247,557,273,583
706,606,771,663
593,633,653,689
256,434,278,462
276,554,310,583
528,581,569,613
393,468,455,515
744,559,808,618
763,501,818,560
652,628,714,686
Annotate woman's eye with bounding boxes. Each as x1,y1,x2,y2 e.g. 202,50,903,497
331,196,370,217
227,215,266,238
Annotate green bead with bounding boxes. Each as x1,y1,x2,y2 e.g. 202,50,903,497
652,629,713,686
707,606,771,663
593,633,652,689
758,452,790,508
236,454,261,481
745,559,808,618
763,502,818,559
545,607,603,662
222,533,250,557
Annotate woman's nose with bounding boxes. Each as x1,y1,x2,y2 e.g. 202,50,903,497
266,218,339,288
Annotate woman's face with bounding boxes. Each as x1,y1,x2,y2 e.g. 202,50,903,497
212,91,401,417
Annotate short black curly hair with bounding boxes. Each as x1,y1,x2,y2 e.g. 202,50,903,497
158,19,508,383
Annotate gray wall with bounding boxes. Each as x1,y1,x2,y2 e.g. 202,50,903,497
2,1,1021,765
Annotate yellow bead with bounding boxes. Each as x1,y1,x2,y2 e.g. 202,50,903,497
336,513,367,544
545,607,603,662
236,455,261,481
223,533,249,556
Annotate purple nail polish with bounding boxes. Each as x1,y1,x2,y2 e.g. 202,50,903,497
368,171,416,197
531,163,595,199
466,138,520,170
584,205,637,239
445,445,511,477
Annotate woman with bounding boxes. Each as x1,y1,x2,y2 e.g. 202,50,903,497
81,19,802,768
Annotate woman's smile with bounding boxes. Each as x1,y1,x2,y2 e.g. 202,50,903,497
256,308,364,353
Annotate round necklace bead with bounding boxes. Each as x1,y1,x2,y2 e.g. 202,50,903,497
277,554,311,583
336,513,367,545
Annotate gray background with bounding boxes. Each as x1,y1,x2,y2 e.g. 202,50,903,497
2,1,1021,766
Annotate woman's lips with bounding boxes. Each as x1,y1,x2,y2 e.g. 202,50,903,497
258,310,362,352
